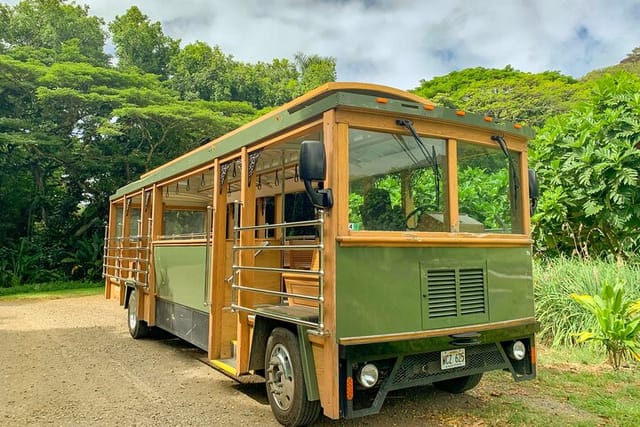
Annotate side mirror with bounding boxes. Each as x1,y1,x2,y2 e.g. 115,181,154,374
528,168,539,215
299,141,333,209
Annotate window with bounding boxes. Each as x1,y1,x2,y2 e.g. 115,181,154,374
115,207,123,238
162,210,206,239
349,128,448,232
129,208,141,237
457,141,523,234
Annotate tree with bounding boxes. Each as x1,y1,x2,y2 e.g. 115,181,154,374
99,100,256,172
2,0,107,65
620,47,640,64
293,52,336,95
168,42,235,101
413,66,587,127
109,6,179,78
530,72,640,258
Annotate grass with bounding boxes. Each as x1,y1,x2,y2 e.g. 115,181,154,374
0,280,104,300
455,346,639,426
534,256,640,347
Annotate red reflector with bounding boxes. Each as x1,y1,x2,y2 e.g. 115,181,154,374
346,377,354,400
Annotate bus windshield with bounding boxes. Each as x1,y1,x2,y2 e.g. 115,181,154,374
348,128,523,234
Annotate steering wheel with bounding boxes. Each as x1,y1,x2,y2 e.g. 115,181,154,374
406,205,437,230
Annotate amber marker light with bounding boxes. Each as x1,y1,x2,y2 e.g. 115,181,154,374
424,104,435,111
376,97,388,104
531,345,537,364
456,110,466,116
484,116,493,122
346,376,354,400
514,123,522,129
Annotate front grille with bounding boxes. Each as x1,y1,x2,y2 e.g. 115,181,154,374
391,344,506,386
426,267,486,318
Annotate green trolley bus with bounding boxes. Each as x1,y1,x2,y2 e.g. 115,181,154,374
103,82,538,426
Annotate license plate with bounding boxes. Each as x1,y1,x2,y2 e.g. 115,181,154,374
441,348,466,370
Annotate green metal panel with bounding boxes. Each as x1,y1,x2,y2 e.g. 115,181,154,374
154,244,209,312
335,245,533,338
297,325,320,401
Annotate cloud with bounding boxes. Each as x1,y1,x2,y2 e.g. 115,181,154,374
4,0,640,89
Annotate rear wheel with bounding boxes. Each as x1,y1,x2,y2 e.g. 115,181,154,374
434,373,483,393
127,287,149,339
265,327,320,426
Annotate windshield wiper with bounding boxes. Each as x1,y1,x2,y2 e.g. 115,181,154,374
396,119,441,208
491,135,520,202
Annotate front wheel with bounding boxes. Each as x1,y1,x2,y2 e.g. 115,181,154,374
127,287,149,339
265,327,320,426
434,373,483,394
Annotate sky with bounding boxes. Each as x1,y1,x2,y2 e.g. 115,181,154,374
8,0,640,89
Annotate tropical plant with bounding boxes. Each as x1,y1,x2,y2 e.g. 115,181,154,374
570,280,640,369
531,72,640,258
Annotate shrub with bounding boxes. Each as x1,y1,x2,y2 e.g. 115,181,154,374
570,281,640,369
534,257,640,347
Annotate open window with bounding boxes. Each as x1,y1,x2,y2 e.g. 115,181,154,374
158,170,214,240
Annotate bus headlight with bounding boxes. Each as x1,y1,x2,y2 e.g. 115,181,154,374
508,340,526,361
357,363,379,388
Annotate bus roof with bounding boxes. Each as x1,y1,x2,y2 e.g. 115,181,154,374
111,82,533,200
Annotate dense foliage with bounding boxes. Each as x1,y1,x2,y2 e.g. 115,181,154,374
534,257,640,348
532,73,640,258
3,0,640,287
0,0,336,286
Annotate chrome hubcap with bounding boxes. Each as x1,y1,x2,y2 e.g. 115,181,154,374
128,290,137,331
266,343,294,411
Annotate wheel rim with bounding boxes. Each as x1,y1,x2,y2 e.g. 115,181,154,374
266,343,295,411
128,290,138,331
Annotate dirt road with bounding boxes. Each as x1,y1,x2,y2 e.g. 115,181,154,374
0,294,542,426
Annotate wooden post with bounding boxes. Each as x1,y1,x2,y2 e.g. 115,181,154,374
237,148,256,374
446,139,459,232
312,109,343,419
209,160,228,360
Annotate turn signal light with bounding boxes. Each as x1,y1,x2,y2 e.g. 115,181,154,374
346,376,354,400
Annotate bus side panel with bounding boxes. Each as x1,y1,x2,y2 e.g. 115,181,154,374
335,246,534,339
154,244,209,312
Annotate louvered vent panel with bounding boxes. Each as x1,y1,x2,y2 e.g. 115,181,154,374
426,267,486,319
427,270,457,318
459,268,486,315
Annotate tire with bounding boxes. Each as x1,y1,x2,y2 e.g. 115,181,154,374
127,287,149,339
434,373,483,394
265,327,321,426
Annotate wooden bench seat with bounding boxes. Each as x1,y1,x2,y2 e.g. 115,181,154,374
282,249,320,307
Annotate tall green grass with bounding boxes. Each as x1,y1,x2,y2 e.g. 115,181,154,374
534,257,640,347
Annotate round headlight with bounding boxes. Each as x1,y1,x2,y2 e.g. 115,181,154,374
357,363,379,388
510,340,526,361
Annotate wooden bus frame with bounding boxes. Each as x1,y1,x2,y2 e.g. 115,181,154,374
104,82,538,426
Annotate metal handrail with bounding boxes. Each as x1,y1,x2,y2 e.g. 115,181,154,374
230,200,327,336
102,223,152,289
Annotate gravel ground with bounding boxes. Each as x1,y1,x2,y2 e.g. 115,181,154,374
0,294,523,426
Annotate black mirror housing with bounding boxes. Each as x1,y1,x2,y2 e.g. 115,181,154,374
528,168,539,215
299,141,333,209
